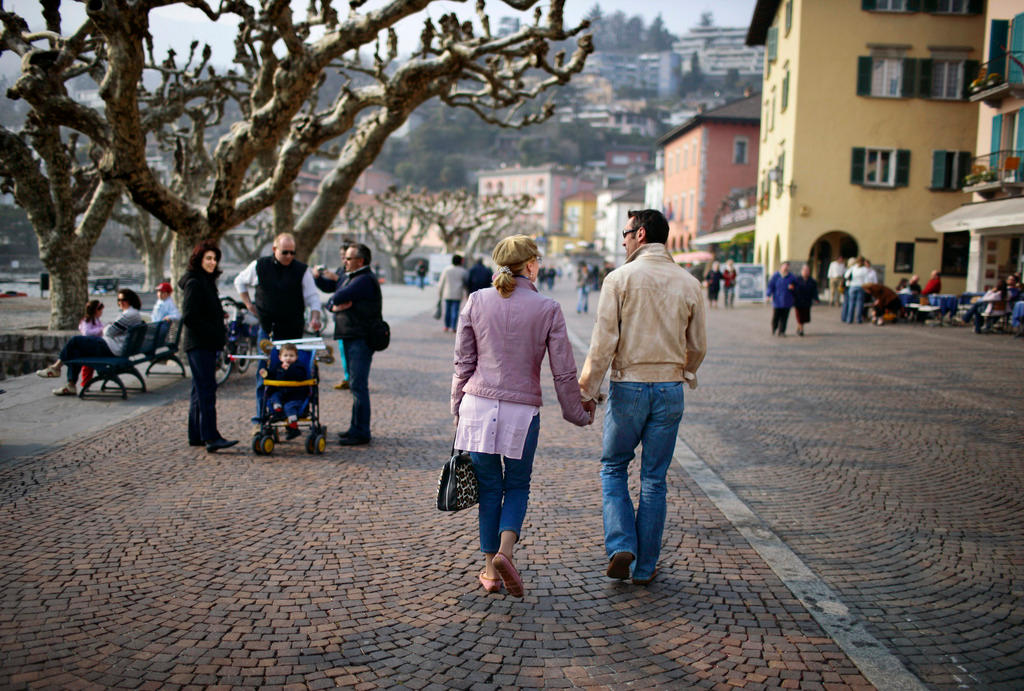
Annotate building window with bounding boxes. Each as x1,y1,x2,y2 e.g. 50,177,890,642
872,58,903,97
894,242,915,273
851,147,911,187
785,0,793,34
931,60,964,99
734,137,749,165
930,150,972,190
933,0,968,14
874,0,907,10
782,70,790,110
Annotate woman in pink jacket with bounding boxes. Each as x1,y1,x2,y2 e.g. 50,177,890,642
452,235,593,596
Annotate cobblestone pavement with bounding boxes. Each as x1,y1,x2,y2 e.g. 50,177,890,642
591,298,1021,690
0,279,1020,689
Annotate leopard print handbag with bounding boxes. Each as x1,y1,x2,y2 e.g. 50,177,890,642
436,447,479,512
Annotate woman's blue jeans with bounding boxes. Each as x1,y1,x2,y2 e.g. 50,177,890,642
600,381,684,581
444,299,461,330
843,286,865,323
471,415,540,554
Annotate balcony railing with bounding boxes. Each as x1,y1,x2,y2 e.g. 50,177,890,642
963,149,1024,198
968,51,1024,104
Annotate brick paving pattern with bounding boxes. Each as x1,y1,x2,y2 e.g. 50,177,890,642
658,300,1024,690
0,281,1020,689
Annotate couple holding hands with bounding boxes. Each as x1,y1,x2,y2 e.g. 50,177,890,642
451,209,707,596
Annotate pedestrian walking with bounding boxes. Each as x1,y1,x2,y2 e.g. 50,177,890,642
827,255,846,307
842,257,870,324
181,242,238,453
766,262,797,336
575,262,590,314
578,209,707,586
438,254,468,333
792,264,819,336
705,261,723,308
452,235,593,597
722,260,737,307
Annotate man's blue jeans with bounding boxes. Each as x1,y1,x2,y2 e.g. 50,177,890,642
843,286,864,323
601,381,684,581
444,300,461,331
471,415,540,554
342,337,373,440
576,286,589,313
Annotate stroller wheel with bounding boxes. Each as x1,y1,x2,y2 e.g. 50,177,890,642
251,436,264,455
307,433,327,455
258,435,275,455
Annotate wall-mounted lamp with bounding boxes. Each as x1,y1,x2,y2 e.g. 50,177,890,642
788,182,797,196
767,167,781,182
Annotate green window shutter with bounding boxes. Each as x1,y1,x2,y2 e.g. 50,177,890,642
782,71,790,110
923,0,938,12
967,0,983,15
962,60,979,99
989,20,1009,66
767,26,778,62
857,57,873,95
895,149,911,186
1010,14,1024,84
931,150,947,189
778,151,786,196
1016,109,1024,176
918,59,933,98
862,0,876,9
851,147,866,184
991,113,1003,168
957,151,973,188
785,1,793,33
906,0,921,10
901,58,917,98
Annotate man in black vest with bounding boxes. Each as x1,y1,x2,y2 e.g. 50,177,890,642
234,233,322,340
329,243,383,446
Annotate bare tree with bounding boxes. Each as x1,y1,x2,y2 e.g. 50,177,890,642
114,202,174,291
405,187,534,255
0,4,122,329
343,190,430,284
76,0,591,257
220,214,276,266
2,1,591,328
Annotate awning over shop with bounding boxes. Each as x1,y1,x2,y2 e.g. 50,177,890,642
931,196,1024,233
691,224,755,246
672,250,714,263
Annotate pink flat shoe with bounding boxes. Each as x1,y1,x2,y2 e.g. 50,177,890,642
478,571,501,593
491,553,524,597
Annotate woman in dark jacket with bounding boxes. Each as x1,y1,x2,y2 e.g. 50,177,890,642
180,241,237,452
792,264,820,336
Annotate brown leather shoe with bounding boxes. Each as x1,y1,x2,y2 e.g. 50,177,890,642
606,552,634,580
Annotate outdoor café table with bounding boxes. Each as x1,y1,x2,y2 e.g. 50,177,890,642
1012,301,1024,328
928,294,959,319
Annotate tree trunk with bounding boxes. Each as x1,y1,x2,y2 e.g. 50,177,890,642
45,250,90,331
388,255,405,285
141,241,168,291
169,226,207,290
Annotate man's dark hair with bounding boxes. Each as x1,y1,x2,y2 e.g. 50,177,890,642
452,254,463,266
351,243,372,265
627,209,669,244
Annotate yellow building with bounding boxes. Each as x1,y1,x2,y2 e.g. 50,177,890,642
549,192,597,256
747,0,985,291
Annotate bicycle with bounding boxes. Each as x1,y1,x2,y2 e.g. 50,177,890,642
216,297,261,385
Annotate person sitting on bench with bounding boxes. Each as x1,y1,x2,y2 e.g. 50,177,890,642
35,289,144,396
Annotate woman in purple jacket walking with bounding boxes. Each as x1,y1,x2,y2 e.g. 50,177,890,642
452,235,594,597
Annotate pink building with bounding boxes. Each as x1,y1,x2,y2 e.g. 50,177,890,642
657,93,760,253
476,164,597,238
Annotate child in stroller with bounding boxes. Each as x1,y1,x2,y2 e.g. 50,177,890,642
252,340,328,455
259,343,307,439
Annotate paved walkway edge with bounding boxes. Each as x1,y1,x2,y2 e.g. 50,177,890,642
565,325,926,691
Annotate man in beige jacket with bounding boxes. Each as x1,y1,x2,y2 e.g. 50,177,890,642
578,208,707,586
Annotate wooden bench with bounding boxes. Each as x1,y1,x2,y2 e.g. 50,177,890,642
65,321,166,399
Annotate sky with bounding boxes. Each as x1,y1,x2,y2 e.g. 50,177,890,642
3,0,758,72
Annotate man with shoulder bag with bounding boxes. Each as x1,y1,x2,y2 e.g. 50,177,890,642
328,243,384,446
